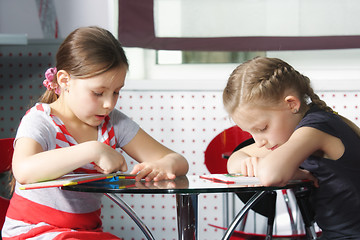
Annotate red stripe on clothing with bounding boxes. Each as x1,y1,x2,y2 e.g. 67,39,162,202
56,132,68,143
108,128,115,149
56,124,71,137
103,138,110,146
2,225,62,240
36,104,44,112
101,117,109,135
53,230,121,240
52,120,72,140
51,115,73,138
3,225,121,240
7,193,102,230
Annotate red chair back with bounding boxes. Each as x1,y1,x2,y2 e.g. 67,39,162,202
204,126,252,174
0,196,10,228
0,138,14,172
0,138,14,229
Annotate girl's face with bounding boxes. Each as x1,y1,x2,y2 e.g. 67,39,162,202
231,101,301,150
65,66,127,127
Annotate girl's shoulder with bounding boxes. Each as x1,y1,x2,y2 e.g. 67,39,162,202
108,108,139,127
16,103,57,151
295,106,355,148
19,103,56,135
107,108,140,148
20,103,54,128
25,103,51,117
108,108,131,119
297,105,341,130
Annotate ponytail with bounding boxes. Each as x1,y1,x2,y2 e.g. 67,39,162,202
39,90,58,104
306,85,360,138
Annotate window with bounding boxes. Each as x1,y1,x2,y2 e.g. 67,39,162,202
119,0,360,91
157,51,266,65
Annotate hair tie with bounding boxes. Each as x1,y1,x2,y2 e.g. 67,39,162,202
43,67,60,95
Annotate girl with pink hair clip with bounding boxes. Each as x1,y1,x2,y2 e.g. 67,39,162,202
2,26,188,240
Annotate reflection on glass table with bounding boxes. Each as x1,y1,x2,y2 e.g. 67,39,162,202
62,175,316,240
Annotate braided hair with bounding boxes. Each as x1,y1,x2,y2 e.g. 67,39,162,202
223,57,360,136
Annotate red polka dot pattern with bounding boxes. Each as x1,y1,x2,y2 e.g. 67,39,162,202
0,44,58,138
1,45,360,239
105,92,232,239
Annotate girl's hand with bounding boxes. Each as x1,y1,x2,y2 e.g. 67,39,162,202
122,129,189,181
293,169,319,188
238,156,261,177
92,142,128,174
227,144,268,177
130,162,176,182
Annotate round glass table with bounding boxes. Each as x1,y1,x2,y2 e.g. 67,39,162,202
62,175,316,240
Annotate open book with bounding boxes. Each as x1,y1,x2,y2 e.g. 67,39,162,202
19,172,136,190
200,174,261,184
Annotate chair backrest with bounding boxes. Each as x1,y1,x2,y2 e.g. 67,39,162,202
0,138,14,231
0,138,14,173
204,126,252,174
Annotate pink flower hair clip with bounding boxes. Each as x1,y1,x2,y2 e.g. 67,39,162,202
43,67,60,95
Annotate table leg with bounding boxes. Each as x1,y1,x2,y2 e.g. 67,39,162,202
104,193,155,240
222,190,267,240
176,194,198,240
293,187,317,240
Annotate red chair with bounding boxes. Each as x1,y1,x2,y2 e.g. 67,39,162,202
204,127,320,239
204,125,252,174
0,138,14,231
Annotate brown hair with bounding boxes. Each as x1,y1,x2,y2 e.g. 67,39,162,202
223,57,360,136
39,26,129,103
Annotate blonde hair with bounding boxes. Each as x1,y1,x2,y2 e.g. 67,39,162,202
223,57,360,136
39,26,129,103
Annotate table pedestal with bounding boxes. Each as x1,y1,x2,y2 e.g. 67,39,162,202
176,194,198,240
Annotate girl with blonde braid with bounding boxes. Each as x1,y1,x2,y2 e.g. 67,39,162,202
224,57,360,239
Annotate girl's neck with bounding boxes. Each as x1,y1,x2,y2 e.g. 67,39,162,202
50,100,98,143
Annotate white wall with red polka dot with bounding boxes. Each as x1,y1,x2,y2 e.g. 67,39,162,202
1,43,360,239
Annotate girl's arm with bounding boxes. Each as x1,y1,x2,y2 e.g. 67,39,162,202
123,128,189,181
257,127,342,186
292,168,319,187
227,143,270,175
228,127,341,186
12,138,127,184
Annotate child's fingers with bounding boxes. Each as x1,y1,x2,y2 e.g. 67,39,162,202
152,171,164,181
133,165,153,181
93,165,104,173
240,162,248,176
244,157,255,177
131,163,176,181
153,172,176,181
166,173,176,180
129,164,141,175
250,157,258,177
144,169,160,181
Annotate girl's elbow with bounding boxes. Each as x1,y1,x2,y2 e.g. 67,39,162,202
259,171,289,187
12,164,34,184
175,153,189,175
181,159,189,175
227,156,239,174
260,178,288,187
12,171,29,185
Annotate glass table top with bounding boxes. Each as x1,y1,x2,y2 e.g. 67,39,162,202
62,175,313,194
